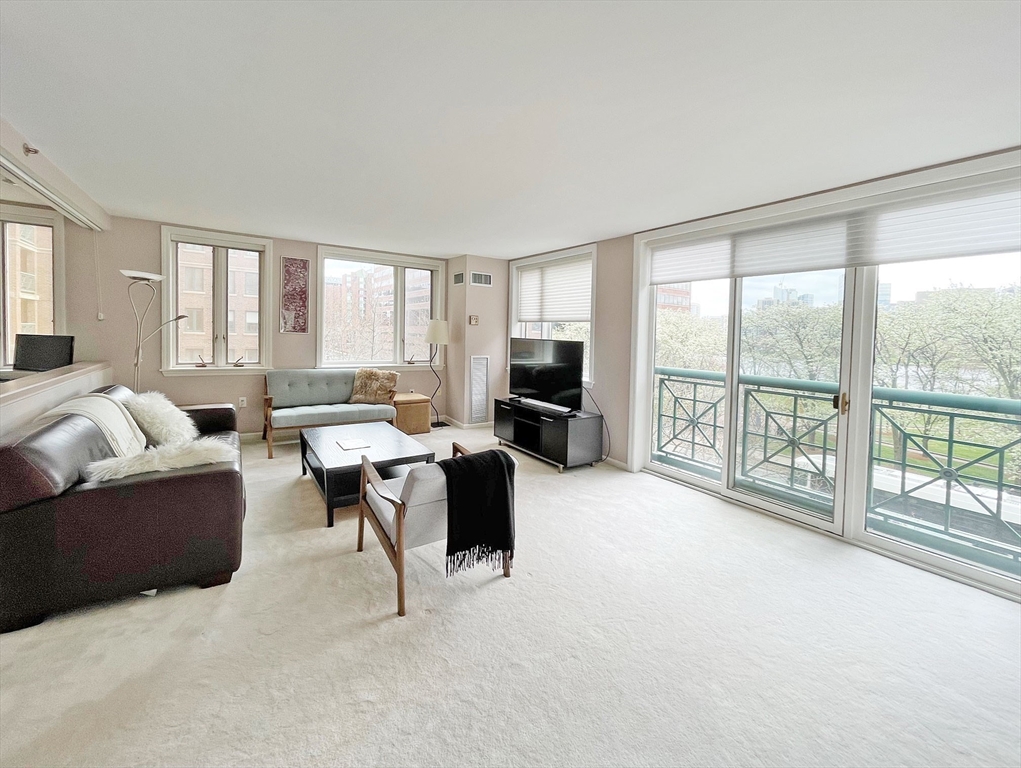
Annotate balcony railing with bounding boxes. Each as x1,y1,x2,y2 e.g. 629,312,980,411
653,367,1021,577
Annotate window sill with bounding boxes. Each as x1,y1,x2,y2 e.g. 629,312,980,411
161,366,270,377
318,363,444,373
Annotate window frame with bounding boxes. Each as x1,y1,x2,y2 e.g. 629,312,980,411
316,244,445,370
508,244,597,386
160,225,273,376
628,150,1021,601
0,204,66,369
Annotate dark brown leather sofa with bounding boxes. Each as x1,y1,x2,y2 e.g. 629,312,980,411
0,385,244,633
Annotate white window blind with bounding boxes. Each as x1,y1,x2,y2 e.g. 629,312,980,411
869,189,1021,266
649,159,1021,283
650,238,731,284
517,256,593,323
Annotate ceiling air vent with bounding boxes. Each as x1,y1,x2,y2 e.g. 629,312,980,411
453,272,465,285
470,272,493,287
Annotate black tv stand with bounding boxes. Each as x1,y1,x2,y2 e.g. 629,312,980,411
494,398,603,473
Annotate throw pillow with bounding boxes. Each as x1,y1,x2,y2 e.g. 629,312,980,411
86,437,236,482
349,368,399,404
124,391,200,446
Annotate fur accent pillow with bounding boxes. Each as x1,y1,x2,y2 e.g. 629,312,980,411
86,437,236,482
124,391,199,446
349,368,399,404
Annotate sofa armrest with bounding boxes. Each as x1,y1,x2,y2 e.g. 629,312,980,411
181,403,237,434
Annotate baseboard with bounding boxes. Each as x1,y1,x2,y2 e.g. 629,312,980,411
603,457,629,471
442,416,494,430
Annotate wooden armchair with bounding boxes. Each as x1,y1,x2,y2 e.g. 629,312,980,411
358,442,512,616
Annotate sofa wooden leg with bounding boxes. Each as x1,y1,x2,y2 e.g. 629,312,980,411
199,571,233,588
267,425,274,459
357,506,365,552
503,550,511,578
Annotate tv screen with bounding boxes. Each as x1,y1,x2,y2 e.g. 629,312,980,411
509,338,584,411
13,335,75,372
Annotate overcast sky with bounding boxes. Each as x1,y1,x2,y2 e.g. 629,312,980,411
688,252,1020,317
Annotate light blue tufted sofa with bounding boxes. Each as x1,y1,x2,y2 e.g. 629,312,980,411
263,369,397,458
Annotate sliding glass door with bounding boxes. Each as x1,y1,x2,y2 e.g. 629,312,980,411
863,252,1020,578
638,154,1020,592
650,279,730,483
645,262,1019,581
730,269,849,525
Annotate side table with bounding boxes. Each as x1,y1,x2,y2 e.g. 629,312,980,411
393,392,432,435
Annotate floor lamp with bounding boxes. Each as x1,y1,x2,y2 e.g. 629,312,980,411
121,269,187,392
425,319,449,428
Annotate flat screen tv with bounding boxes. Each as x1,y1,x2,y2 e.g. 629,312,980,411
13,334,75,372
509,338,584,411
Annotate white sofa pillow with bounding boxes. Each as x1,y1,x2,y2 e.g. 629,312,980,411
124,391,200,446
86,437,235,482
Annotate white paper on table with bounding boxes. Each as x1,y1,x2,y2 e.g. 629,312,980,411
337,438,371,450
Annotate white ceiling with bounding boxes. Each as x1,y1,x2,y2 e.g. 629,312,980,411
1,1,1019,259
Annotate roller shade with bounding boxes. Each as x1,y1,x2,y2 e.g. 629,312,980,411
869,188,1021,266
517,256,592,322
650,238,731,284
734,220,847,278
648,160,1021,283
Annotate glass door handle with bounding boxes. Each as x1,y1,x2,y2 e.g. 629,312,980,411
832,393,850,414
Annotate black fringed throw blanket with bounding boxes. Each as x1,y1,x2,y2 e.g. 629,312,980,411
437,449,515,576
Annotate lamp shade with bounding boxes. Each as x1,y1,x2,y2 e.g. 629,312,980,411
424,319,449,345
120,269,164,282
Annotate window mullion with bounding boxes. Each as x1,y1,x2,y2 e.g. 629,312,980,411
0,223,8,366
394,266,405,364
214,246,227,367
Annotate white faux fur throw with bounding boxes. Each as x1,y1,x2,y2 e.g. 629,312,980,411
45,394,146,458
124,391,199,446
86,437,236,482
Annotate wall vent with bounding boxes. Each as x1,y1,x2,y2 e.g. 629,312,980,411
470,272,493,287
469,356,490,424
453,272,465,285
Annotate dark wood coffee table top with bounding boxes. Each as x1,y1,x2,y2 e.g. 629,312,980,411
300,422,434,471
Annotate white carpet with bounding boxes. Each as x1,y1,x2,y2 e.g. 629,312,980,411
1,428,1018,768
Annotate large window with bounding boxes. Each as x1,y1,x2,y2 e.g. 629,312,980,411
510,246,596,383
0,207,62,368
161,226,272,372
634,151,1021,595
651,279,730,481
318,246,444,367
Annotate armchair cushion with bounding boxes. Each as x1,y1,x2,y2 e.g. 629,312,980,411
266,369,357,409
270,402,396,428
366,470,450,551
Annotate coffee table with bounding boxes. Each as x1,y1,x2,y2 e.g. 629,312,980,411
300,422,435,527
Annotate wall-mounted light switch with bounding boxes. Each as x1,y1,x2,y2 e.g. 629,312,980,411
469,315,479,325
239,397,247,408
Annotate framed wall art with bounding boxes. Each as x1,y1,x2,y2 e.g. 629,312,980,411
280,256,310,334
